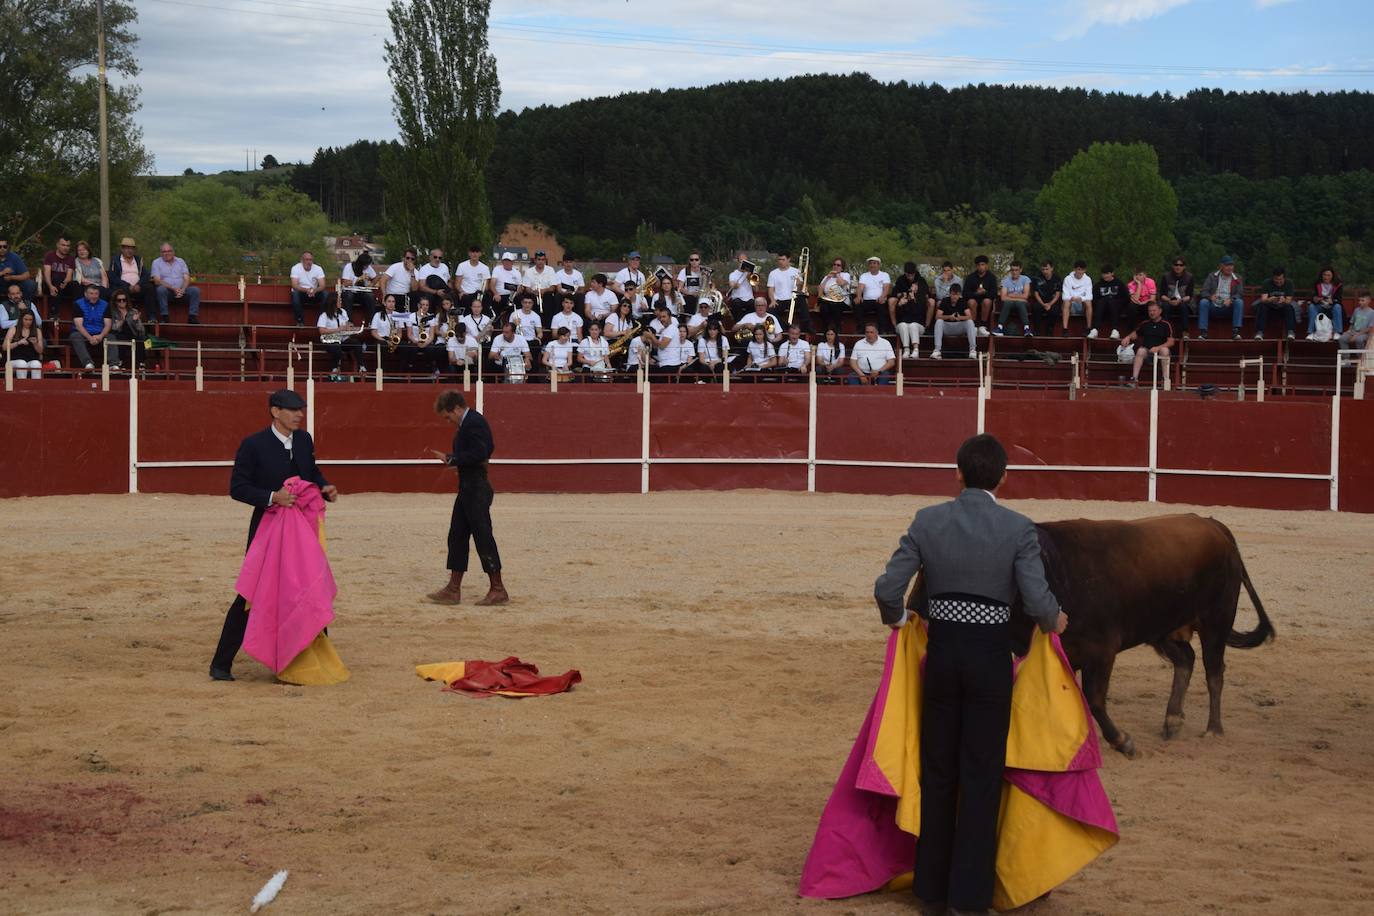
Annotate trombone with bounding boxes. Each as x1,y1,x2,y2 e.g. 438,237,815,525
790,247,810,326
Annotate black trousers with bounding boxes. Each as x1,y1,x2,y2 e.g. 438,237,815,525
211,514,264,672
774,298,812,332
1030,302,1058,336
914,619,1013,911
447,474,501,573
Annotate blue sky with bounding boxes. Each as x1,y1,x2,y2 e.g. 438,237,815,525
132,0,1373,173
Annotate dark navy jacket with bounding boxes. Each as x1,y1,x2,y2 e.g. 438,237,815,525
229,427,329,547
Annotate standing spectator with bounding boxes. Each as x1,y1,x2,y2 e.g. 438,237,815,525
453,245,491,310
1120,301,1176,388
1339,293,1372,350
1127,267,1157,329
289,250,329,328
416,247,451,295
962,255,999,336
71,240,107,300
383,246,420,311
932,283,977,359
43,236,76,316
107,290,147,372
1253,266,1297,340
1307,266,1344,338
0,235,36,302
2,281,35,332
848,322,896,384
1089,265,1128,340
149,242,202,324
341,252,377,318
110,238,152,314
1159,257,1195,338
1029,260,1061,337
3,307,44,378
1196,255,1244,340
994,261,1031,337
889,261,928,354
1061,261,1094,336
69,284,112,370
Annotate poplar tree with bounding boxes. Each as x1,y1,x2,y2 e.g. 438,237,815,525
382,0,500,256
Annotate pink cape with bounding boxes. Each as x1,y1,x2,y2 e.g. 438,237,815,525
237,477,337,674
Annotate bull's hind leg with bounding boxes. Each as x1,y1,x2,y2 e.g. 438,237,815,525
1198,625,1228,737
1082,651,1136,757
1152,635,1196,739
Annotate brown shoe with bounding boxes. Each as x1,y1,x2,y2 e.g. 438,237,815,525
474,571,509,606
427,570,463,605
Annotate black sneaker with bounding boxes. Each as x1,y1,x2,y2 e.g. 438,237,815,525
1231,331,1241,340
1198,332,1208,340
189,315,200,324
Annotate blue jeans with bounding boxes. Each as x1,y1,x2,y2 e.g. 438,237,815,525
1197,295,1243,334
847,370,893,385
1307,302,1344,335
155,284,200,318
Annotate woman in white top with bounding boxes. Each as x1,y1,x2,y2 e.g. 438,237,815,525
653,285,685,318
815,327,847,383
341,252,378,316
317,298,364,378
604,299,635,343
460,298,494,348
694,320,728,380
408,296,446,374
744,325,777,380
542,326,577,380
578,321,613,380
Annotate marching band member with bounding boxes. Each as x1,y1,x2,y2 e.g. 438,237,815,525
735,297,783,344
777,323,813,380
382,247,420,311
931,283,977,360
818,257,852,334
648,302,679,379
446,321,480,375
686,298,714,339
652,281,685,318
460,296,495,350
416,248,451,295
578,320,613,380
555,255,586,305
743,325,777,379
488,252,523,314
728,252,757,320
520,250,558,315
849,322,896,384
623,326,655,379
612,251,646,298
889,261,928,358
542,325,577,381
511,292,545,367
550,294,585,342
604,299,636,348
963,255,1000,336
489,321,532,383
317,300,364,379
454,245,491,309
855,257,892,332
694,320,728,379
370,293,413,372
815,327,847,383
677,250,706,311
408,296,447,375
766,252,802,323
340,252,377,317
624,280,651,319
583,273,619,328
662,323,697,380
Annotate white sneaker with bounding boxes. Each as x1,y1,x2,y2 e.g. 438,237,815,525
908,348,919,359
967,350,978,358
1110,329,1121,340
84,362,94,370
930,350,942,360
977,326,990,337
1087,328,1099,339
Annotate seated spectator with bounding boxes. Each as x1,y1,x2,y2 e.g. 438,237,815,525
963,255,999,336
2,282,35,332
742,325,777,378
623,279,649,319
932,283,976,359
1121,301,1175,388
1159,257,1195,338
111,238,153,314
454,245,491,310
416,248,451,296
777,323,813,379
814,327,846,383
341,252,377,317
43,236,76,316
995,260,1031,338
931,261,958,328
0,235,36,303
1339,292,1372,350
488,252,522,315
149,242,201,323
459,297,495,355
848,322,896,384
1307,266,1344,338
1029,260,1061,337
289,250,329,328
107,290,147,372
3,307,44,378
445,324,479,376
889,261,928,352
1197,255,1244,340
624,327,655,378
72,240,107,301
1253,266,1297,340
69,284,112,370
1089,265,1128,340
1128,267,1157,328
1061,261,1093,336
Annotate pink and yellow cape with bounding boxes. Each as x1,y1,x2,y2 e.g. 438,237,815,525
798,621,1117,909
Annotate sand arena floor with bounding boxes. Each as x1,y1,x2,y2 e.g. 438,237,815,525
1,491,1371,915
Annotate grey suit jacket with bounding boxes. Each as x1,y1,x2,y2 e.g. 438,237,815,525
873,488,1060,631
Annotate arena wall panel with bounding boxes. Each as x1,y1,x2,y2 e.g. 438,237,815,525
817,393,976,464
987,399,1151,501
813,466,959,498
648,388,807,491
1338,399,1374,514
0,390,128,497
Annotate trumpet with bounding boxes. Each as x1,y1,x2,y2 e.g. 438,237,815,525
733,315,781,342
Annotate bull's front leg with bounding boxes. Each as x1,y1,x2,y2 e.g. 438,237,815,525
1081,652,1137,758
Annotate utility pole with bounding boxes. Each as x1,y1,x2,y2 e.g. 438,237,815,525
96,0,110,265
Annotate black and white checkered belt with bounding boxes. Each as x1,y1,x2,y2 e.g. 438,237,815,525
928,597,1010,625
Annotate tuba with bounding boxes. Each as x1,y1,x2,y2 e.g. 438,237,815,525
700,266,725,315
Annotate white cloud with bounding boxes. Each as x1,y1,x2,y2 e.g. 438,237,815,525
1255,0,1298,7
1059,0,1195,35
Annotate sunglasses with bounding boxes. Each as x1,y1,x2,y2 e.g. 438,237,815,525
689,258,700,262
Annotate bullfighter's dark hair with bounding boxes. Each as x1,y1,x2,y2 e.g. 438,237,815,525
957,434,1007,491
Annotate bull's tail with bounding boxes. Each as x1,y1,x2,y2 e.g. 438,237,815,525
1227,554,1276,649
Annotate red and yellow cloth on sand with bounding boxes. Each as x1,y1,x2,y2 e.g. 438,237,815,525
237,477,349,685
798,621,1117,910
416,657,581,698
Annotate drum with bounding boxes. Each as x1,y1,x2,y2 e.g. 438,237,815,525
504,354,526,384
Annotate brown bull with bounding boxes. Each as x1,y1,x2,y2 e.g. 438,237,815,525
909,514,1274,757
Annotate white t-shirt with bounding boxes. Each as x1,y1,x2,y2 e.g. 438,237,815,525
686,311,710,334
579,336,610,368
370,311,404,339
512,308,542,341
544,339,576,370
777,338,811,370
291,262,325,293
626,335,649,368
696,336,728,364
677,268,704,293
384,261,415,295
816,340,846,366
850,337,896,372
1062,273,1093,301
454,260,491,296
746,339,776,369
408,314,439,344
556,268,586,293
856,270,891,302
735,311,775,335
584,288,618,320
522,265,557,291
657,336,692,368
550,311,584,339
649,316,679,351
614,267,646,290
818,271,852,301
491,265,522,298
729,269,753,301
627,294,651,319
767,266,800,302
460,313,493,341
603,312,633,337
341,263,376,286
653,292,684,316
316,311,343,331
446,331,479,361
416,262,451,286
490,335,530,363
